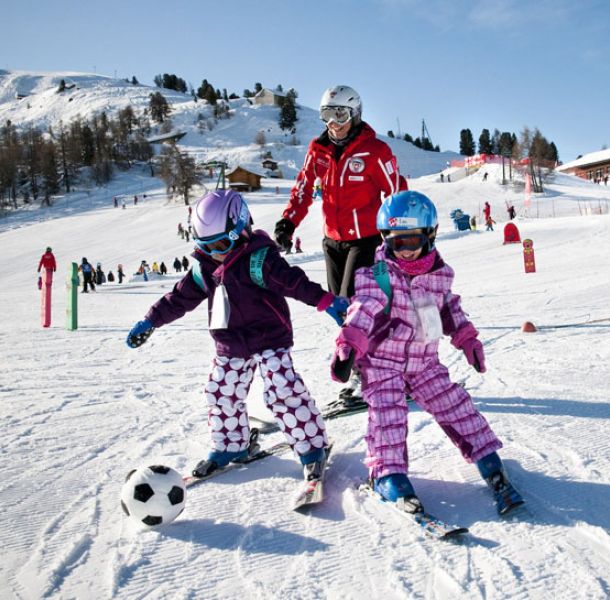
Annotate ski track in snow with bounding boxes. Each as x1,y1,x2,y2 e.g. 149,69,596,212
1,165,610,599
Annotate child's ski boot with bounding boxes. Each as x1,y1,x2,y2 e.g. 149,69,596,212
374,473,423,513
477,452,524,516
192,429,260,477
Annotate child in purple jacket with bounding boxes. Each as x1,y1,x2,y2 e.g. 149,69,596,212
127,190,347,481
331,191,523,516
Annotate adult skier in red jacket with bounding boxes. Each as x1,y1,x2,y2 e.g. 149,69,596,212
274,85,407,403
37,247,57,272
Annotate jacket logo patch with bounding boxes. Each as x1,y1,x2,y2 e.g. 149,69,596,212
385,160,395,175
348,176,364,181
316,158,330,168
349,158,365,173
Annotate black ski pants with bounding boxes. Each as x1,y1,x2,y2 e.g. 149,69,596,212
322,234,382,297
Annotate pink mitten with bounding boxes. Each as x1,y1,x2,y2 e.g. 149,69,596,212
460,337,486,373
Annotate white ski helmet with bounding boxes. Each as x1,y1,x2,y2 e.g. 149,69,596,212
319,85,362,124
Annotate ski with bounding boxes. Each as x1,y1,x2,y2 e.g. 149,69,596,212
358,482,469,540
292,444,334,511
250,400,368,435
184,429,291,488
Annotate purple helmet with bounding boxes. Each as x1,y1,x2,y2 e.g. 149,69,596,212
192,190,250,238
192,190,252,255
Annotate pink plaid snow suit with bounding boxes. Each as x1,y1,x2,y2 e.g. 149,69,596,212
339,248,502,479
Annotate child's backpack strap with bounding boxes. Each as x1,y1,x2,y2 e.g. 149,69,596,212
249,246,269,288
191,261,207,292
372,260,392,315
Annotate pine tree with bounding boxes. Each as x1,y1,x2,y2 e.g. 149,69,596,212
478,129,492,154
459,129,475,156
149,92,171,123
40,139,60,205
279,94,297,131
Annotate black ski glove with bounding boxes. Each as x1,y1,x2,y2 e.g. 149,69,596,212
274,218,296,251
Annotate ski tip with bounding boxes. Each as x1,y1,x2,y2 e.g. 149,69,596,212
442,527,470,539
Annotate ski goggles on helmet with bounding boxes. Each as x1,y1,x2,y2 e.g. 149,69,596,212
194,232,236,255
320,105,352,125
384,232,430,252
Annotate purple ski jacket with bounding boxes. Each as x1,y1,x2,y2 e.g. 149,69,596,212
145,231,327,358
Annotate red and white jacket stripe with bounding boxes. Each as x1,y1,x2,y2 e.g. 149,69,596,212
283,123,407,241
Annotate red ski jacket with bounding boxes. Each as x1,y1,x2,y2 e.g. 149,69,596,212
38,251,57,272
282,123,407,242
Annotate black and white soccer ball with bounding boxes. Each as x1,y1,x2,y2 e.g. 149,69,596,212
121,465,186,527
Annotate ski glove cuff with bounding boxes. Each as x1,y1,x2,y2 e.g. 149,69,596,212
323,296,350,326
274,218,296,251
126,318,155,348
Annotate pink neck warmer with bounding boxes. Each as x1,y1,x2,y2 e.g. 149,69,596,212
396,249,437,276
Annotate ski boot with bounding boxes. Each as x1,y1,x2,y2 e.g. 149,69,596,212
192,429,260,478
331,371,367,411
374,473,424,514
477,452,524,516
299,447,328,481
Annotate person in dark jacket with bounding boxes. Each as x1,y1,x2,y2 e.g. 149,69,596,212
78,258,95,293
173,257,182,273
181,255,189,270
117,264,125,284
126,190,348,480
160,261,167,275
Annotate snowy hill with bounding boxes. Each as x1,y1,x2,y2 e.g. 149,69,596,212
1,146,610,599
0,69,461,179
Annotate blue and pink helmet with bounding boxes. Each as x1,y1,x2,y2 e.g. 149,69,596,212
192,190,252,255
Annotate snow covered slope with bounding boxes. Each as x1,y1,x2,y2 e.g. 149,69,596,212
1,163,610,599
0,69,460,179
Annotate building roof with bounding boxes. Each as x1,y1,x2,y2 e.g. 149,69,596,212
254,87,286,98
557,148,610,171
226,165,266,177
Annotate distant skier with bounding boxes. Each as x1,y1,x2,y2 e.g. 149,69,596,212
37,247,57,275
79,258,95,293
160,261,167,275
295,237,302,253
331,191,523,515
95,263,106,285
117,264,125,284
507,204,516,220
486,216,496,231
107,270,115,282
181,255,189,270
126,190,348,483
484,201,491,222
173,257,182,273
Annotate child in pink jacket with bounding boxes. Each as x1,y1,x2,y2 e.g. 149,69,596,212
331,191,523,516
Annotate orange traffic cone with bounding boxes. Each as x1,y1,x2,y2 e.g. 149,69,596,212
521,321,537,333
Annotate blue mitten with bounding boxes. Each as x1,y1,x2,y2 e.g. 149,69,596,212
325,296,350,326
126,319,154,348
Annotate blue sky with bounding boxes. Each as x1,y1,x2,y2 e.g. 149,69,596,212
3,0,609,161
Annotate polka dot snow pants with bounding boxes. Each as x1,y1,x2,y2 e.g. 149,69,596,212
205,348,328,457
